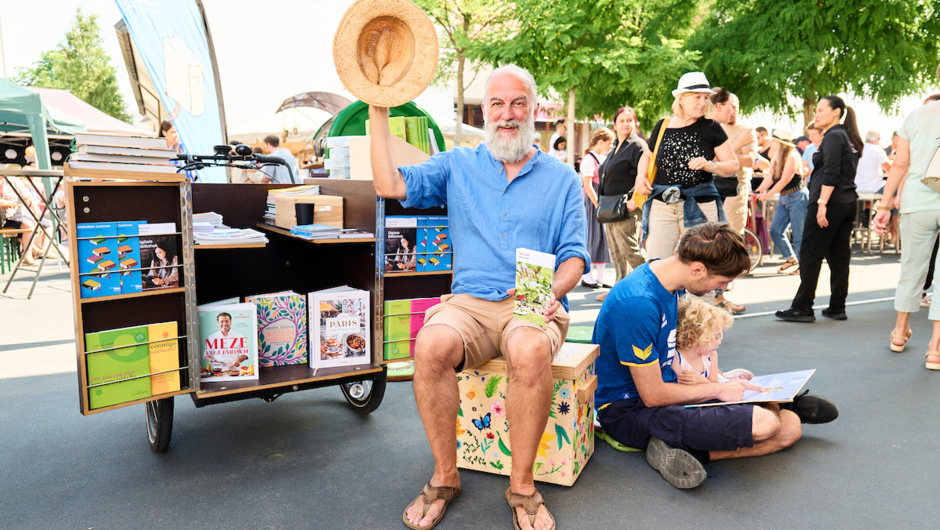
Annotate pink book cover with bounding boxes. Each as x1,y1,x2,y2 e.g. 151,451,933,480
409,297,441,356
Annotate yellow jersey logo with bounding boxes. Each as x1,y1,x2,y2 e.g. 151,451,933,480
632,344,653,361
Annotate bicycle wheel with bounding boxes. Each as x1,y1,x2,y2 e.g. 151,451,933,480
742,228,763,274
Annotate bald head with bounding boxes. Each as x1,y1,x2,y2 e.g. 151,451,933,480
484,65,538,104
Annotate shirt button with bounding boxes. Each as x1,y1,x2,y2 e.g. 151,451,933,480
502,213,507,217
502,234,506,238
504,190,508,194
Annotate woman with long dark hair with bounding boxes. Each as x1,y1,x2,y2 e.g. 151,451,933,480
754,128,807,275
776,96,862,322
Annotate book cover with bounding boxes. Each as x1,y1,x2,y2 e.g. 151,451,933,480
404,117,429,155
117,221,145,294
308,288,371,369
245,291,308,366
383,299,412,361
685,370,817,407
84,325,152,409
409,297,441,356
385,216,418,273
140,234,181,291
148,322,181,395
514,248,556,325
76,222,120,298
198,303,259,382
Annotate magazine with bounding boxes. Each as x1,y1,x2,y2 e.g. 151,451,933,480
685,369,816,407
76,222,121,298
308,287,371,369
140,233,181,291
198,303,259,382
513,248,556,325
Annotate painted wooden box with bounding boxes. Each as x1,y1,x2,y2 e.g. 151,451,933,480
455,342,599,487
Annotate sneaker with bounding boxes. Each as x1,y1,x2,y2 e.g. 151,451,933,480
821,308,847,320
775,307,815,322
645,437,707,489
780,390,839,424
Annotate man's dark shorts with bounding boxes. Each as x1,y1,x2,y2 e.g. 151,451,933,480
597,397,754,462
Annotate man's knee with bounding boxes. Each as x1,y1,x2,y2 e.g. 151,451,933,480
776,411,803,448
415,324,464,370
504,327,552,375
752,406,782,443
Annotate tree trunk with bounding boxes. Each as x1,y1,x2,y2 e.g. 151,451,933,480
567,88,576,169
455,53,464,147
802,95,816,132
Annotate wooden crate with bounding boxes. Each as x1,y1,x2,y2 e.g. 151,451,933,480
456,342,598,486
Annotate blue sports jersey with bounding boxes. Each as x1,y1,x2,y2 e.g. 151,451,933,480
593,261,680,408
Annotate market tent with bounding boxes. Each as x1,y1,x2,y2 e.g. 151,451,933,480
276,92,352,116
0,78,85,169
29,87,152,136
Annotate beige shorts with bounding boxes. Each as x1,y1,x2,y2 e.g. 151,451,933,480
422,293,570,371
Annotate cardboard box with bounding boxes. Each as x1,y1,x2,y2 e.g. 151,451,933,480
348,135,431,181
274,195,344,229
456,343,598,486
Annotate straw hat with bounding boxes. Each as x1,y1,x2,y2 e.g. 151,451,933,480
672,72,716,97
772,128,795,147
333,0,439,107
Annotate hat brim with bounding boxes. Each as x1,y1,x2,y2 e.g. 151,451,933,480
773,136,795,147
672,88,716,98
333,0,439,108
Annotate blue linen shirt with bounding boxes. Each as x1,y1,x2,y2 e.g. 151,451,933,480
399,143,590,310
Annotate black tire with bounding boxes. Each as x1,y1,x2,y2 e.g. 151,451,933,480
742,228,763,274
340,368,387,414
146,396,174,452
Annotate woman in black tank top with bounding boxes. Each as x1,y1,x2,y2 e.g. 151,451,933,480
754,129,808,274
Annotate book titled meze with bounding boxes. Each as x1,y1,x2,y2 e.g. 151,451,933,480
198,302,259,382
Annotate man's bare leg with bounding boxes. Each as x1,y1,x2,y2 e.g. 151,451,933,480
404,325,465,528
709,405,802,461
504,327,555,530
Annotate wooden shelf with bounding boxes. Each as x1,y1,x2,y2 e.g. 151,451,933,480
385,271,453,277
256,223,375,244
64,164,186,182
195,363,383,398
194,242,267,250
78,287,185,305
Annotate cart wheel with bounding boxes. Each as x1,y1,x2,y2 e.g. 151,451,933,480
146,396,174,452
340,368,387,414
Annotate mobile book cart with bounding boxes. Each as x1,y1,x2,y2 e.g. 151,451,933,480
66,166,441,452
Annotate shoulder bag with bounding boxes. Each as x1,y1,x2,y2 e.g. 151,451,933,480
595,148,629,224
920,143,940,193
632,118,670,208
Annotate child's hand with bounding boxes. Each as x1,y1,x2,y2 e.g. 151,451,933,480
731,379,764,392
678,372,709,385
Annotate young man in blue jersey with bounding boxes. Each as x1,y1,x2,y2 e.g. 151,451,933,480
593,222,838,489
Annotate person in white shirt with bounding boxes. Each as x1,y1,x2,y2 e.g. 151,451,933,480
855,130,891,193
548,120,566,156
260,135,303,184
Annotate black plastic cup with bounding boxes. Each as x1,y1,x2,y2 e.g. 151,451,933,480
295,203,315,226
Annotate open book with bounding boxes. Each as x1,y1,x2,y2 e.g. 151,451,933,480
685,369,815,407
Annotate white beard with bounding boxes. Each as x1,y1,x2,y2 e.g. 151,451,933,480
484,114,535,163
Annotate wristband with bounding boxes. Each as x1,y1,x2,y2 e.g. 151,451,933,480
877,205,893,211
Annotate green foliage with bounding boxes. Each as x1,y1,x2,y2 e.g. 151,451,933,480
13,8,131,123
469,0,705,128
554,423,571,449
687,0,940,126
484,374,503,398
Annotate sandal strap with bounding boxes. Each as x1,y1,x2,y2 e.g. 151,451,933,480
506,488,544,516
421,482,458,506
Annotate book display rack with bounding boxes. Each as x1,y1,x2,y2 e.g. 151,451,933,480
68,177,447,451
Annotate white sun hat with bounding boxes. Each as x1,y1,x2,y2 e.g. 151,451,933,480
672,72,716,98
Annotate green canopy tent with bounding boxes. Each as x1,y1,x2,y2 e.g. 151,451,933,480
0,78,85,170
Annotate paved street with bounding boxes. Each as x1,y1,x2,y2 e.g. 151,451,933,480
2,250,937,529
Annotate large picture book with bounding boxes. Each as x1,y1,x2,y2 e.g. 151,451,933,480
308,287,371,369
245,291,308,367
76,222,121,298
198,303,259,382
139,223,181,291
514,248,556,326
685,369,816,407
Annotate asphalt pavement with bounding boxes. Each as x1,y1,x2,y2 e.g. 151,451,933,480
2,249,938,529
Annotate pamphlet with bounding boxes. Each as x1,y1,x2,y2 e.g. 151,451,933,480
513,248,556,325
685,369,816,407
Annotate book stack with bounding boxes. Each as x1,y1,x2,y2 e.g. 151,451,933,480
193,228,268,246
193,212,227,233
290,224,342,239
384,215,452,273
68,133,179,174
308,286,371,369
325,136,352,179
84,321,181,409
264,185,321,224
383,297,441,360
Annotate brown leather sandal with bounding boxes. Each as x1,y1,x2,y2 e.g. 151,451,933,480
402,482,461,530
506,487,555,530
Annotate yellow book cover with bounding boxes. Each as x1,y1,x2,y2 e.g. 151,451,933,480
148,322,181,394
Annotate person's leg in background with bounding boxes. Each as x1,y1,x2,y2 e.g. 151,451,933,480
788,189,809,262
769,195,797,271
777,202,840,320
891,211,940,352
822,201,856,317
645,201,682,261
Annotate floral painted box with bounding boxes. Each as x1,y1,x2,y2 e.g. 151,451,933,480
455,342,599,487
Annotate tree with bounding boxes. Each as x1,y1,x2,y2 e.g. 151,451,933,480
414,1,508,146
688,0,940,129
14,8,131,122
472,0,703,164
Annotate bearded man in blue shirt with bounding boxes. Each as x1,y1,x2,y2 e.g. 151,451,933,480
371,65,588,530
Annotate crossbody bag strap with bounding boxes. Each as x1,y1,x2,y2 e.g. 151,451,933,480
647,118,670,185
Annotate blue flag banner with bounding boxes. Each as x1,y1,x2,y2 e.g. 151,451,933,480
116,0,226,182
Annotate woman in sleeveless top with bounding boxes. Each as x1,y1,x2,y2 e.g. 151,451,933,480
755,128,808,275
